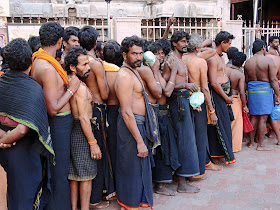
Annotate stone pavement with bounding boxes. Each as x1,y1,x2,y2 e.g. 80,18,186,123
102,137,280,210
1,137,280,210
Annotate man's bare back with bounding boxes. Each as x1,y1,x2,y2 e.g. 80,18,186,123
85,56,109,104
244,54,273,83
226,67,244,95
32,58,71,115
106,71,119,105
266,54,280,80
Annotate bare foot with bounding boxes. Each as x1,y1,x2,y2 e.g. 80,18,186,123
205,163,222,171
256,145,272,151
276,141,280,145
247,142,254,148
155,183,177,196
213,157,226,165
89,200,109,209
177,182,200,193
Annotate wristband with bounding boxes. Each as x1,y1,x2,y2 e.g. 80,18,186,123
67,89,74,96
209,109,215,115
156,82,160,85
168,81,175,86
88,139,97,145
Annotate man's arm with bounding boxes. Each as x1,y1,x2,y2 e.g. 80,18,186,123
163,15,175,39
238,74,249,113
162,61,171,81
0,124,29,148
140,64,162,99
207,57,232,104
42,66,80,116
160,65,177,97
200,60,218,125
116,71,148,158
268,59,280,103
75,86,101,160
198,48,216,60
91,61,109,101
201,39,213,48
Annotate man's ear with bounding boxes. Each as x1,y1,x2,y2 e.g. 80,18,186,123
70,64,76,74
63,40,67,48
122,52,127,61
94,41,97,50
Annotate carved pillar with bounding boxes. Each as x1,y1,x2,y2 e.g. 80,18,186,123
223,20,243,51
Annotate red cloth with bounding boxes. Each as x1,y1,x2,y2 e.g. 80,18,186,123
0,116,19,126
242,111,253,133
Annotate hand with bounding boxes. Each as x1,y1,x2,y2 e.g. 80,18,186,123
148,58,160,72
185,83,199,92
0,142,16,149
90,144,102,160
68,75,81,93
225,96,233,104
210,113,218,125
168,14,176,27
0,129,6,138
193,106,202,112
243,105,249,113
137,142,148,158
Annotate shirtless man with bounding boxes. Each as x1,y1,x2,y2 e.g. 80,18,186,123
102,40,122,178
183,34,220,179
78,26,114,208
65,46,102,210
267,36,279,56
31,21,80,210
163,31,200,193
226,52,248,152
115,35,154,209
245,39,280,150
206,31,236,165
61,27,80,63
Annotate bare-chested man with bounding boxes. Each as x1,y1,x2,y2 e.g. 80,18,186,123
102,40,122,179
266,51,280,144
226,51,248,152
115,35,154,209
31,22,80,210
206,31,236,165
65,46,102,210
163,31,200,193
78,26,114,208
245,39,280,150
183,33,220,180
61,27,80,64
267,36,279,56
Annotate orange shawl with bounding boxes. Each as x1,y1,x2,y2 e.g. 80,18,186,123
0,71,4,76
103,61,119,72
31,48,68,85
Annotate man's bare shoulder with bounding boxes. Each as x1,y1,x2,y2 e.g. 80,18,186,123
117,68,133,80
89,58,103,70
137,65,151,74
206,56,216,63
75,83,87,97
35,59,56,73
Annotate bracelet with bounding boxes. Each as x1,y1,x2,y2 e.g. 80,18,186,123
156,82,160,85
168,81,175,85
67,89,74,96
209,109,215,115
88,139,97,145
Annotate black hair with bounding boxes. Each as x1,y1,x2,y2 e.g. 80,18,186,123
4,38,32,71
157,38,171,55
232,52,247,67
67,26,80,33
64,46,88,74
227,47,239,60
95,41,104,52
39,21,64,47
103,40,123,67
214,31,235,46
147,42,163,54
121,35,145,54
27,36,41,53
78,26,98,51
143,40,153,52
56,46,63,60
170,31,190,50
252,39,265,54
63,27,79,43
269,36,279,44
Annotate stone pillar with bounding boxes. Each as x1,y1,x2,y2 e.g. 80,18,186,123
222,20,243,51
113,18,142,44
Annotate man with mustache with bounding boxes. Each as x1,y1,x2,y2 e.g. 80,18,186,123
115,35,154,209
65,46,102,210
162,31,200,193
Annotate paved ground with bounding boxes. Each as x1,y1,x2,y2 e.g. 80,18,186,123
1,136,280,210
103,136,280,210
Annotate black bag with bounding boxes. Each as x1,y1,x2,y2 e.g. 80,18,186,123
122,66,160,149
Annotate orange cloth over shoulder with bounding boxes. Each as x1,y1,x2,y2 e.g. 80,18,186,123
31,48,68,85
103,61,119,72
0,71,4,76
